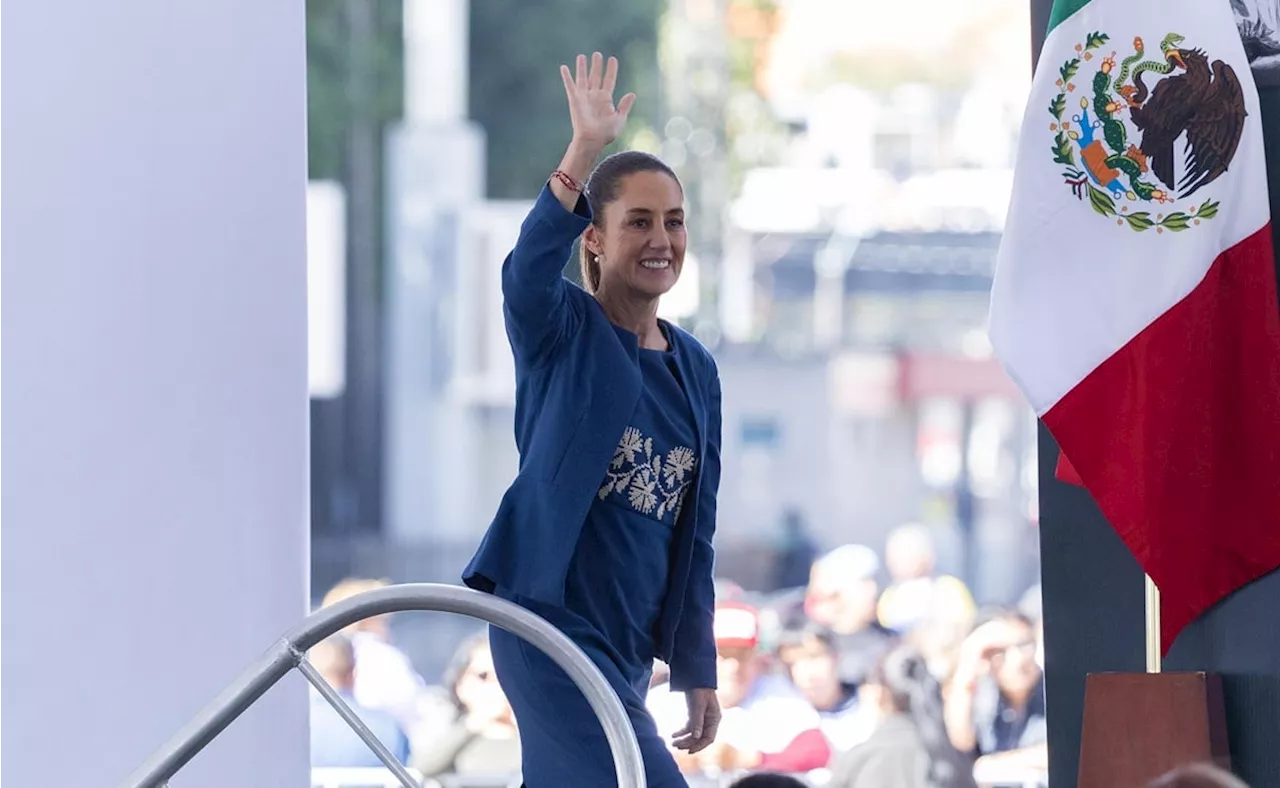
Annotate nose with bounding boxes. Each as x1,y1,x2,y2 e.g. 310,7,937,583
647,226,672,253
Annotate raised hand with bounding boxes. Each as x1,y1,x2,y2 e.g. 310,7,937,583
560,52,636,149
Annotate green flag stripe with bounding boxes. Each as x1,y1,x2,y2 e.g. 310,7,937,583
1047,0,1091,37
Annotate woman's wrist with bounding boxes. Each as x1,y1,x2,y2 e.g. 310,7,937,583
549,138,604,211
561,138,605,180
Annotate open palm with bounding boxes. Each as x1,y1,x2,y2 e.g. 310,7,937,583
560,52,636,148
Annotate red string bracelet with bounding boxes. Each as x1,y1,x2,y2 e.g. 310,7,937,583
552,169,583,192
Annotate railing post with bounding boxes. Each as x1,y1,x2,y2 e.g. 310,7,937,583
122,584,645,788
296,651,422,788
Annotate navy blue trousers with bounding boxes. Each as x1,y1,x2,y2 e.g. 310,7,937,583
489,598,688,787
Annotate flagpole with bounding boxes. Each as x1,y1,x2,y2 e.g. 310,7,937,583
1144,574,1161,673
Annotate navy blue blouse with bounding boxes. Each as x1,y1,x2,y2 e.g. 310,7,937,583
563,341,700,686
463,185,722,691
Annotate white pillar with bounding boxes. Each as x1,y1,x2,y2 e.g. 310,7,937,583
404,0,470,124
1,1,311,786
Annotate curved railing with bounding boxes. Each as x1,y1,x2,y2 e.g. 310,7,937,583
122,583,646,788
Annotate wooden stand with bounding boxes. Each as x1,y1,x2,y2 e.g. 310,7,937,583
1077,671,1230,786
1077,577,1230,786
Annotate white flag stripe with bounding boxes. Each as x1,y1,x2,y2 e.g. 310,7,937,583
989,0,1270,414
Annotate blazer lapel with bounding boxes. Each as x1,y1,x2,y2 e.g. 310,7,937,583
667,325,707,453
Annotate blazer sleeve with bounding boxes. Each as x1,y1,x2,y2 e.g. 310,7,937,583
501,183,591,367
668,366,722,692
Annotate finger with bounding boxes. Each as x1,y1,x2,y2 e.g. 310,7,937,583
576,54,587,88
560,65,575,101
701,718,720,745
672,734,697,750
685,713,704,742
671,715,700,749
603,55,619,94
685,729,714,754
616,92,637,120
589,51,604,90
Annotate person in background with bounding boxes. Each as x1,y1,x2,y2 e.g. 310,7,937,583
650,602,831,775
772,507,819,592
716,577,748,603
903,617,972,687
1148,763,1250,788
321,577,428,738
308,635,410,769
728,774,811,788
828,645,976,788
943,610,1047,775
1016,584,1045,675
877,524,975,633
777,623,879,752
803,544,896,687
411,633,521,778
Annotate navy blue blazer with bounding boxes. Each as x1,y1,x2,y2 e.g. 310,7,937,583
463,184,720,691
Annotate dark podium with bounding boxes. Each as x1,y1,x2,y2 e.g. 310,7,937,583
1029,2,1280,786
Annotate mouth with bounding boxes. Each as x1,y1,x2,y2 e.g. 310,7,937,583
640,258,671,271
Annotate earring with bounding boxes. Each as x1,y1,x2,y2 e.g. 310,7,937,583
594,255,601,263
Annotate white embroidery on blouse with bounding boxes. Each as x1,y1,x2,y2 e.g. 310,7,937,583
598,426,697,522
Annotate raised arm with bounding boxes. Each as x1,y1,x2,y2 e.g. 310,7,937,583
502,53,636,366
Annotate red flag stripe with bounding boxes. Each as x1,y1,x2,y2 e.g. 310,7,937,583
1042,224,1280,652
1054,451,1085,487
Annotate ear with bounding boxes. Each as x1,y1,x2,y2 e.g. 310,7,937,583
583,224,603,256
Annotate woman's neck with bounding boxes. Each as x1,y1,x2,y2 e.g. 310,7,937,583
594,287,665,349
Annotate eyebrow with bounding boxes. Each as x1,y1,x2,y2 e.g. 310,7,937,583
624,207,685,216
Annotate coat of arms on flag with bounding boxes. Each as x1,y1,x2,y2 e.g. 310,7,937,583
1051,31,1247,232
990,0,1280,652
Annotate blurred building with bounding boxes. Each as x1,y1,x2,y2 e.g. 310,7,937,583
311,0,1042,683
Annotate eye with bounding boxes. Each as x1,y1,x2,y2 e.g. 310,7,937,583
666,218,685,229
629,218,649,228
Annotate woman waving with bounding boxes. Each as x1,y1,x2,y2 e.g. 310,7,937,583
462,51,723,787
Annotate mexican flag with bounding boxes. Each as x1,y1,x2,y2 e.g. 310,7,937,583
989,0,1280,651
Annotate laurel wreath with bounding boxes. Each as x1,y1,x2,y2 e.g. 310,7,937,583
1047,30,1220,233
1075,181,1220,232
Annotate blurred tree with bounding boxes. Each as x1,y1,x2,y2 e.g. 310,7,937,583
305,0,404,181
304,1,404,540
724,0,786,195
469,0,664,199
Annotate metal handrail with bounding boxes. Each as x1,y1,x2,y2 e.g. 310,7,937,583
122,583,646,788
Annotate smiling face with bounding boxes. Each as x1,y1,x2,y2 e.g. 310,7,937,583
583,170,686,300
779,635,844,710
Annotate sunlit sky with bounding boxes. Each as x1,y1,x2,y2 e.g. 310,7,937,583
765,0,1032,103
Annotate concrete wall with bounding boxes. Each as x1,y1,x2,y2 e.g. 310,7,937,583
2,1,311,785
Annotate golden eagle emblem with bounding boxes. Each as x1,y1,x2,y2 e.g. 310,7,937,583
1049,31,1247,232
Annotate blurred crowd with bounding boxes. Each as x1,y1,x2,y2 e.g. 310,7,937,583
308,524,1049,787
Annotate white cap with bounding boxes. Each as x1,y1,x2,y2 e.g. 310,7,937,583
816,544,880,581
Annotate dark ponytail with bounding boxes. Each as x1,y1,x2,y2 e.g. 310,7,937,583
576,150,681,293
578,238,602,294
874,645,971,788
